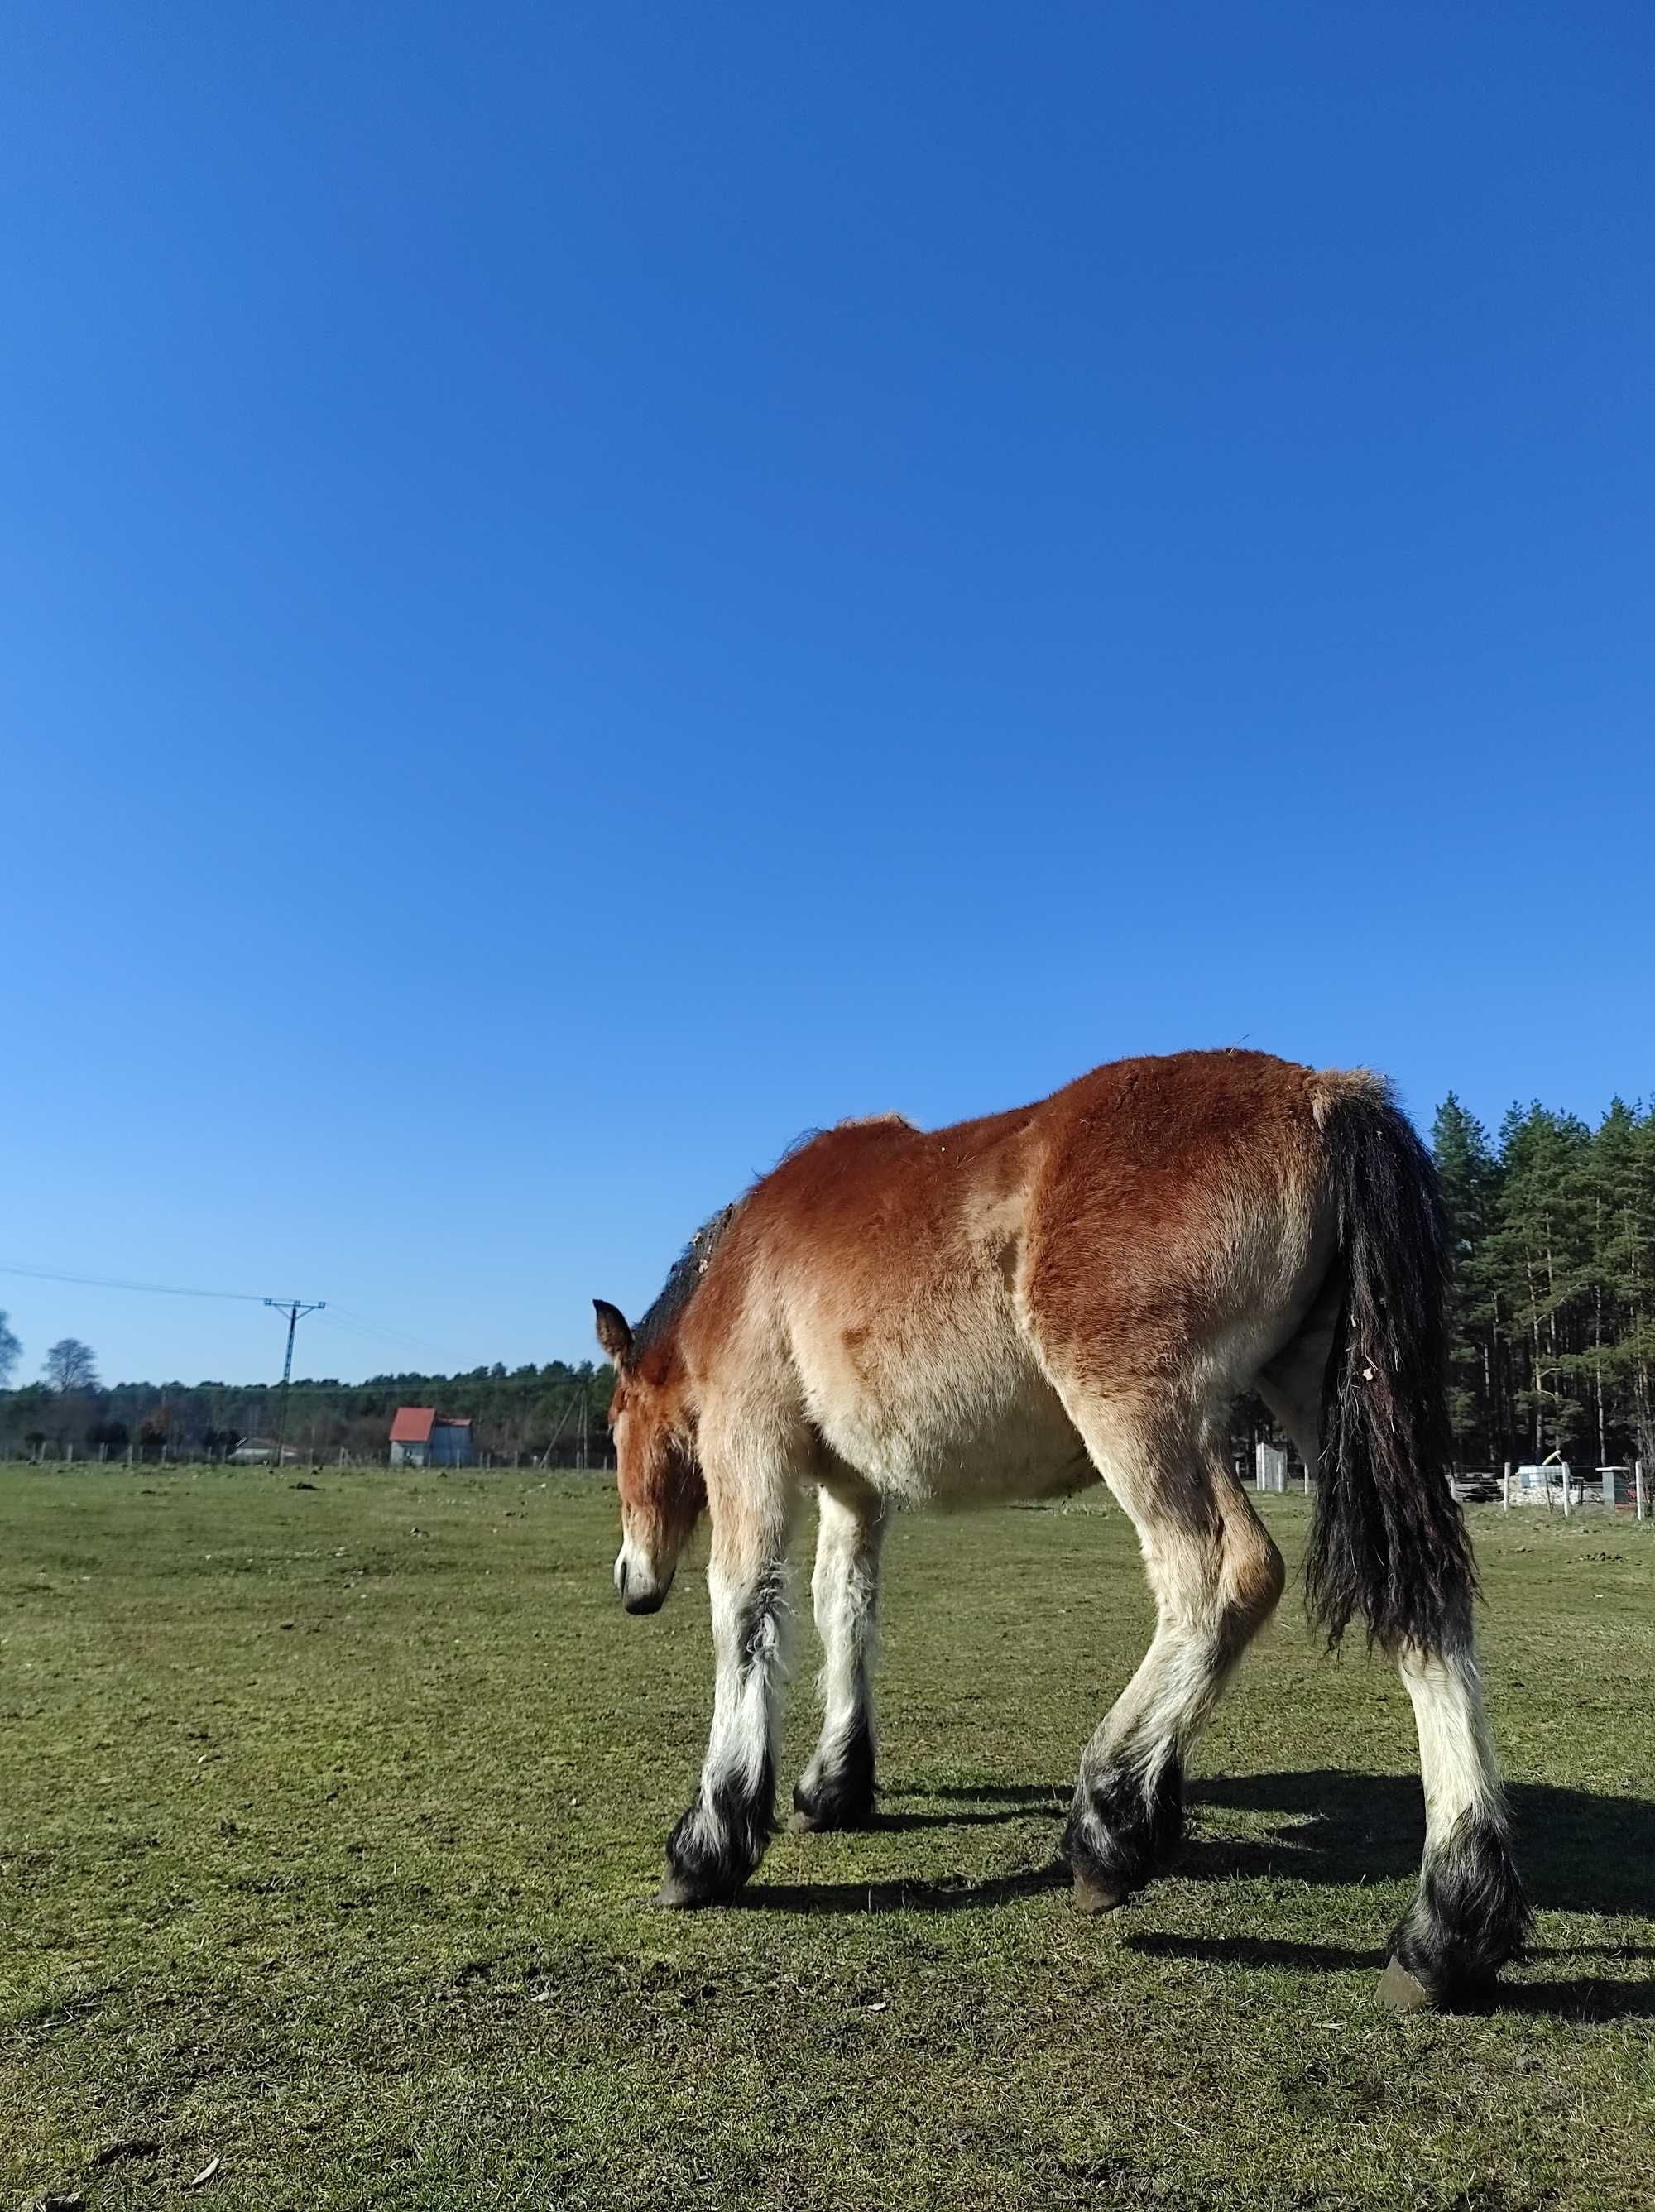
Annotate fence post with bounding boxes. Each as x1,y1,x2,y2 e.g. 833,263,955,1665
1503,1461,1511,1512
1561,1464,1571,1519
1638,1460,1646,1523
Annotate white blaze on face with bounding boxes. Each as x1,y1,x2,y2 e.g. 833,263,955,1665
615,1514,672,1610
610,1408,653,1605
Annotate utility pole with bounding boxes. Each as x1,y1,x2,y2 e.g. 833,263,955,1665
265,1298,325,1469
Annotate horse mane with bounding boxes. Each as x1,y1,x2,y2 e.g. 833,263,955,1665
630,1202,741,1360
630,1129,831,1361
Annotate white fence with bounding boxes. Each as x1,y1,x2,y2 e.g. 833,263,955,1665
1249,1448,1648,1519
1502,1461,1647,1518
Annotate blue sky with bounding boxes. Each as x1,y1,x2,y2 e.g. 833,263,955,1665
3,2,1652,1387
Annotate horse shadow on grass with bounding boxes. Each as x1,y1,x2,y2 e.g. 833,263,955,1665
869,1784,1067,1834
746,1771,1655,2018
743,1862,1069,1916
1179,1770,1655,1920
1122,1931,1655,2019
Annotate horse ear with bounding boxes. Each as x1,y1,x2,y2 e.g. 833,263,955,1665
593,1299,634,1368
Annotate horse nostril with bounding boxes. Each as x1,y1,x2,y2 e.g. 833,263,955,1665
616,1558,630,1599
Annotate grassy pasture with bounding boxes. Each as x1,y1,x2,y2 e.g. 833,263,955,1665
2,1467,1653,2211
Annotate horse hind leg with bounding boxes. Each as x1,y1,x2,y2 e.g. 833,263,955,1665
1054,1395,1286,1912
791,1485,886,1833
1256,1356,1528,2009
1384,1640,1528,2009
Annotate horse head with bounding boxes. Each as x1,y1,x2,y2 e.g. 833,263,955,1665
594,1298,705,1613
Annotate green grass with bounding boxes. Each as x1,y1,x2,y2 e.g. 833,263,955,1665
2,1468,1653,2210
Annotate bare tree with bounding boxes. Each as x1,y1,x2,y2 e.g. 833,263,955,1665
0,1310,19,1389
43,1338,100,1394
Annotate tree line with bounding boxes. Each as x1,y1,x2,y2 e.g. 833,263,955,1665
3,1084,1652,1474
0,1335,616,1466
1432,1094,1655,1473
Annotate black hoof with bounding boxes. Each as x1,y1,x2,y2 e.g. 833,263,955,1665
1376,1957,1435,2013
1385,1811,1530,2011
1062,1754,1185,1907
663,1768,775,1907
789,1776,876,1835
653,1873,722,1910
791,1720,875,1834
1070,1871,1130,1916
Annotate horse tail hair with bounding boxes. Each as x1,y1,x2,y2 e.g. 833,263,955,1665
1306,1075,1475,1658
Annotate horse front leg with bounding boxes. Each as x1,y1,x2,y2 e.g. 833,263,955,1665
657,1476,796,1907
791,1485,886,1833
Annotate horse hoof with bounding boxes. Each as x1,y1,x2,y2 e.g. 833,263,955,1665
653,1874,714,1910
1071,1871,1128,1916
789,1798,874,1835
1376,1957,1435,2013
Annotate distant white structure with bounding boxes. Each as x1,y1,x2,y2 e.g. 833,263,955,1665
1254,1442,1288,1494
1513,1461,1632,1508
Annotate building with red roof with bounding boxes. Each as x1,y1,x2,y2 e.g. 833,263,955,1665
389,1407,475,1467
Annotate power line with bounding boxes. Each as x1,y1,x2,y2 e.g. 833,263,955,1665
0,1260,460,1378
0,1261,274,1303
323,1305,458,1364
0,1264,452,1354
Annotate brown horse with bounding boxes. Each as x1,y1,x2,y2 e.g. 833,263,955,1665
594,1048,1528,2010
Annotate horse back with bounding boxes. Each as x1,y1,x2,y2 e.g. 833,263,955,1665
679,1050,1336,1495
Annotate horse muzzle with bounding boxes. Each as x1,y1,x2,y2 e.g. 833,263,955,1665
615,1548,672,1615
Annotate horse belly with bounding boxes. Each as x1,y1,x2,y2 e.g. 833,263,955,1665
919,1379,1098,1506
805,1336,1092,1508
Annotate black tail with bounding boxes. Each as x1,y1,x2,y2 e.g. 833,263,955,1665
1307,1080,1475,1657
